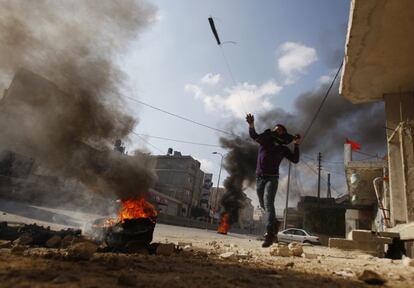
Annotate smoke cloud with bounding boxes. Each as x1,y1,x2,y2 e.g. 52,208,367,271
0,0,157,201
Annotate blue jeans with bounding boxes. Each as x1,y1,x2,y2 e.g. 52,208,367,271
256,175,279,234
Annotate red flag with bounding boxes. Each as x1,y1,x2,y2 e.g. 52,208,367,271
345,138,361,151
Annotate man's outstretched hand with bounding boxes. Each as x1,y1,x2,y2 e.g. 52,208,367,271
246,113,254,125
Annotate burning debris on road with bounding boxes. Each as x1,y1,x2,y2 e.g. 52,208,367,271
93,197,158,252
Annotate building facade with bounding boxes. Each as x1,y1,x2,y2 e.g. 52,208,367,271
340,0,414,255
151,151,204,217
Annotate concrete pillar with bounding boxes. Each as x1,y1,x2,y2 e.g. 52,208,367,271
400,121,414,222
384,92,414,225
344,143,352,165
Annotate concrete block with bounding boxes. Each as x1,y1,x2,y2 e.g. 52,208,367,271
378,231,400,238
329,238,358,250
373,236,393,245
350,230,375,242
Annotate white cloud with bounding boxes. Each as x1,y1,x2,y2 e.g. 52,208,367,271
201,73,221,86
194,158,214,173
277,42,318,84
318,68,337,84
185,80,282,119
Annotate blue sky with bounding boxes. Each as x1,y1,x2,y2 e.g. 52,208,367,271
118,0,351,206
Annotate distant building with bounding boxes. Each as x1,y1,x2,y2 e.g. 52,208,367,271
200,173,213,211
150,150,204,217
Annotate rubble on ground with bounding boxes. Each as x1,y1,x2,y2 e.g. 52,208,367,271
358,269,387,285
270,244,291,257
155,243,176,256
402,256,414,267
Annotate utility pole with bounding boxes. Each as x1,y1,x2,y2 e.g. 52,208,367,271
317,152,322,201
208,152,224,226
327,173,331,198
283,162,292,230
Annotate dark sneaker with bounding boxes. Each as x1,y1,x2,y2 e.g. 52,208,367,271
262,232,275,248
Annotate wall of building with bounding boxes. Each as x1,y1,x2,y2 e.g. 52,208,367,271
151,153,204,217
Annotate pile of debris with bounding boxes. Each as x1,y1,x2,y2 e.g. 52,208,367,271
0,221,182,259
270,242,304,257
0,221,81,248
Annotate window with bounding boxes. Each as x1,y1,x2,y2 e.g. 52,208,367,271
294,230,306,236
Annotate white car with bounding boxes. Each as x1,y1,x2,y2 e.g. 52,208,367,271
277,228,320,244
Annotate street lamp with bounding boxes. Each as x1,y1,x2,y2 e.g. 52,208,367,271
210,151,225,223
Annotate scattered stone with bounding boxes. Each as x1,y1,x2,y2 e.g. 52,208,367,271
237,250,252,260
13,233,33,246
67,241,98,260
61,235,75,248
402,256,414,267
334,269,354,278
156,243,176,256
11,245,27,255
285,262,294,268
270,244,290,257
183,245,192,252
288,243,303,257
177,242,192,247
219,251,236,260
377,258,392,264
45,235,61,248
357,254,374,260
302,253,318,259
0,240,12,248
208,240,220,249
358,269,387,285
117,274,136,287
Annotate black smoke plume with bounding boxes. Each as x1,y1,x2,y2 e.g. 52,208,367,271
0,1,157,202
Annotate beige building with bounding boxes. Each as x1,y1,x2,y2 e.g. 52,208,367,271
151,151,204,217
340,0,414,241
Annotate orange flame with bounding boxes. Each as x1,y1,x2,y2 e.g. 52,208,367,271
100,198,157,227
217,213,230,234
119,198,158,223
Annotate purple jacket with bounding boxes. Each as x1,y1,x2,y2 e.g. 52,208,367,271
249,127,299,176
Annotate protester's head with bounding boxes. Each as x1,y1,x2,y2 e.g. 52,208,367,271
272,124,287,136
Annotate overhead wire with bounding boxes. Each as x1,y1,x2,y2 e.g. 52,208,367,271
124,95,235,137
132,133,222,148
130,133,164,154
301,60,344,141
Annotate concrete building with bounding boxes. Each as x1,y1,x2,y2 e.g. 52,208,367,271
200,173,213,211
151,151,204,217
340,0,414,254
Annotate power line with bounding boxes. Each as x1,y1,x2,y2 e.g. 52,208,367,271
124,95,235,137
132,132,222,148
302,60,344,141
131,133,164,154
